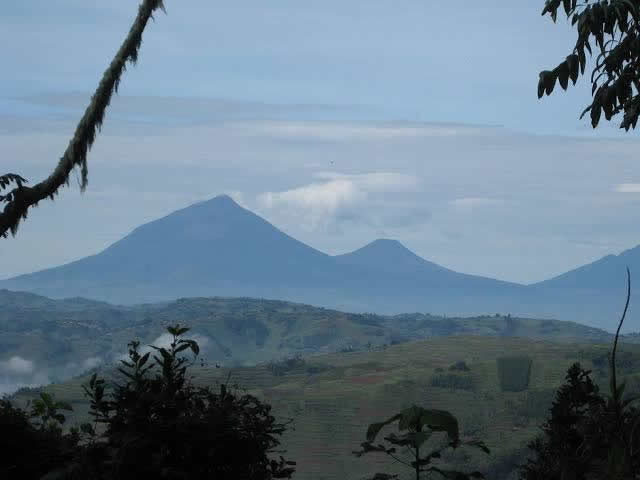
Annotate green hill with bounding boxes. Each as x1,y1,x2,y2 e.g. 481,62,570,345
1,289,631,395
12,334,640,480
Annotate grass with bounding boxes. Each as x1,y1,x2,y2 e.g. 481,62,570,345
12,334,640,480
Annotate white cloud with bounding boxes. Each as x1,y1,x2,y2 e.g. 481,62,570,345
82,357,102,370
0,356,35,375
614,183,640,193
314,172,419,191
257,172,421,231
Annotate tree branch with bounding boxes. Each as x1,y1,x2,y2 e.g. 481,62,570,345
0,0,166,238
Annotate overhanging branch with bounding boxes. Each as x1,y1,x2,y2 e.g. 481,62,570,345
0,0,166,238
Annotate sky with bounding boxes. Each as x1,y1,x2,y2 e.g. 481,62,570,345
2,1,640,284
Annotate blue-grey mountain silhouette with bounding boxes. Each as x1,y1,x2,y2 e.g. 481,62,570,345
1,195,637,331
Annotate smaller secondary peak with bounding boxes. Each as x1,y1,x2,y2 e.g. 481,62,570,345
356,238,415,255
339,238,426,263
367,238,405,249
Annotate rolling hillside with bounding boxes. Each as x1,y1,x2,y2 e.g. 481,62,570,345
13,335,640,480
0,290,622,395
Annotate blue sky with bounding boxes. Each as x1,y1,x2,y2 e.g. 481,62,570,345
3,1,640,284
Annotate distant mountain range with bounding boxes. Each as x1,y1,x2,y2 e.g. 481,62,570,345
2,195,639,332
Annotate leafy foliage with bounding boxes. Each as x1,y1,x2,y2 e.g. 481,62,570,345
0,0,165,238
352,405,489,480
60,324,296,480
1,324,295,480
520,268,640,479
0,394,78,480
538,0,640,130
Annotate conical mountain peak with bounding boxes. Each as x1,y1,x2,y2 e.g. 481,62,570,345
335,238,450,275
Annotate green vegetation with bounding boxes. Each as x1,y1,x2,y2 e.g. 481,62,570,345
538,0,640,130
2,325,295,480
353,405,490,479
496,356,533,392
430,373,476,391
2,289,634,391
13,331,640,479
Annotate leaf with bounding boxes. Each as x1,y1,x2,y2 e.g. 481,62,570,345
138,351,150,367
178,339,200,356
562,0,571,16
566,54,579,84
591,97,603,127
366,414,402,442
463,439,491,455
556,62,570,90
543,70,557,95
416,408,460,441
175,343,192,354
578,48,586,74
538,73,547,98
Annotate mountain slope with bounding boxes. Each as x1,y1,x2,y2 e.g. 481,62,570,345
0,195,520,312
1,196,341,302
533,246,640,291
3,194,639,330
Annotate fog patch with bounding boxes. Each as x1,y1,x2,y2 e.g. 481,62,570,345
1,356,35,375
0,355,105,397
117,333,211,362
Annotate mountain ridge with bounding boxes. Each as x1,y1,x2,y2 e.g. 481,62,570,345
2,195,638,331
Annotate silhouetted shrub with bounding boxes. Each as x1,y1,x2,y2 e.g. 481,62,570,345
518,363,605,480
496,356,532,392
45,324,296,480
521,270,640,479
0,394,77,480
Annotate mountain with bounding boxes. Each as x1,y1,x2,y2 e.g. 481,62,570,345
1,194,638,331
533,246,640,291
0,195,521,314
1,196,340,303
335,238,452,275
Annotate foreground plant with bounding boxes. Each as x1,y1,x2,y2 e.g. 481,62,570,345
1,324,295,480
521,267,640,479
353,405,489,480
538,0,640,130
